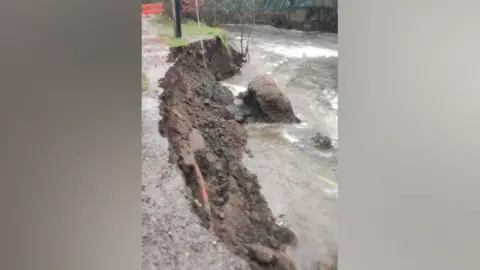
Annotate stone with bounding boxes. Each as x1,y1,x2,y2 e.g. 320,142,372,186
250,212,262,222
274,226,297,246
240,75,301,123
311,132,333,150
189,128,206,151
248,244,275,264
214,197,225,205
274,252,297,270
268,236,281,249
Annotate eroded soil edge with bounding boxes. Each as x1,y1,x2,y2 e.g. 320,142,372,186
159,37,298,270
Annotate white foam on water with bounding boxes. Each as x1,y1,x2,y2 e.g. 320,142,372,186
282,130,300,143
234,36,251,41
251,123,279,129
271,59,288,68
314,150,334,158
294,121,309,129
323,187,338,200
260,44,338,58
330,95,338,110
221,82,247,96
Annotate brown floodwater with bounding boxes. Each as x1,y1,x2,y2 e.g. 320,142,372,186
222,24,338,270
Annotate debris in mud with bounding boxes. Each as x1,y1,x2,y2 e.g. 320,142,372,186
234,74,301,124
159,36,297,270
312,132,333,151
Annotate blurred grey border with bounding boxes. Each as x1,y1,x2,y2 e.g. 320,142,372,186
1,0,480,269
0,0,140,269
340,1,480,269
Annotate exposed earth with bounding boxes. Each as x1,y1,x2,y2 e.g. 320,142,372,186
141,17,250,270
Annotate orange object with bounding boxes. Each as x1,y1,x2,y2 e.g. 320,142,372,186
193,162,214,232
141,3,163,15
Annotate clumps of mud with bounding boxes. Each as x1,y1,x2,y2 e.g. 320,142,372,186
159,36,298,270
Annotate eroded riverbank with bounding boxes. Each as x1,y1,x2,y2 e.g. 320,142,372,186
142,17,338,270
141,17,250,270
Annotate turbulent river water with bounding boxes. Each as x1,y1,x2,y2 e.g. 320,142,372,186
222,24,338,270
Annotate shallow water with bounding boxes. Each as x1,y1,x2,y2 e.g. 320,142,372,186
222,24,338,270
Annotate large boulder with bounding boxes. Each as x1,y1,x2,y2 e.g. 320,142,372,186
240,75,301,124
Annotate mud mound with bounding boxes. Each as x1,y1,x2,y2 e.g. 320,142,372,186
159,37,297,270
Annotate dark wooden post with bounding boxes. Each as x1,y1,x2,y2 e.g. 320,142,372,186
173,0,182,38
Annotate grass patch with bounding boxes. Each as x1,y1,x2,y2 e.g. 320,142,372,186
166,38,189,47
142,72,149,91
155,15,227,47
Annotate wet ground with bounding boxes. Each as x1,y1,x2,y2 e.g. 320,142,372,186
222,25,339,270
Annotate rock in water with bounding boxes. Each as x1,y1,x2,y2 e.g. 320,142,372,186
241,75,301,123
274,225,298,246
312,132,333,150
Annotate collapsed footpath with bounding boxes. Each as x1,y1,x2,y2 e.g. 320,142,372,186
159,37,298,270
141,17,250,270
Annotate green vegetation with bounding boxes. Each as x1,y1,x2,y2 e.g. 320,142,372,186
142,72,149,91
154,15,227,47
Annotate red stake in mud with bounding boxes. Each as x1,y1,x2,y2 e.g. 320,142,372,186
193,161,214,232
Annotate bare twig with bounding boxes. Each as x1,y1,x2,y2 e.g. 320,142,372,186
245,13,254,61
239,11,244,55
195,0,208,68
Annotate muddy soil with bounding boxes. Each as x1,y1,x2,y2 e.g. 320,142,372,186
142,18,251,270
159,37,298,270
